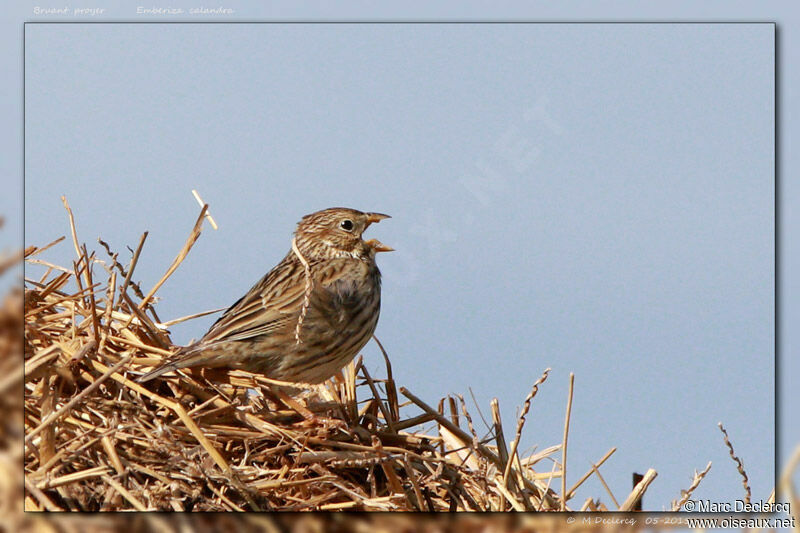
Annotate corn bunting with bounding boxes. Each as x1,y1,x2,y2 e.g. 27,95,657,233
138,207,392,384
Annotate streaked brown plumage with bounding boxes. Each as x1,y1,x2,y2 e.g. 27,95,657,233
139,207,392,384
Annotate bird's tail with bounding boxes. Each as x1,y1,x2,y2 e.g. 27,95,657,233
136,344,197,383
136,361,180,383
136,342,233,383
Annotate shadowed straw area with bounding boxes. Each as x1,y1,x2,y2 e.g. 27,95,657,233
24,200,660,512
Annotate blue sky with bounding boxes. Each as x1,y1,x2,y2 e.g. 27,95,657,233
7,3,793,512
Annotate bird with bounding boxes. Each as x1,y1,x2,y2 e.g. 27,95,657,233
138,207,392,384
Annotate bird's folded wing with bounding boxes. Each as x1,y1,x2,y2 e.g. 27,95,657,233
198,256,355,344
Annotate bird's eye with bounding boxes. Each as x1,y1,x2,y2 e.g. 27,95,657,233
340,219,354,231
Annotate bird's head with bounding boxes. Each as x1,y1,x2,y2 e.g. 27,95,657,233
293,207,393,261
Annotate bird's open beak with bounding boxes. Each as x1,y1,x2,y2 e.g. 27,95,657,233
364,213,392,252
365,213,390,226
365,238,394,253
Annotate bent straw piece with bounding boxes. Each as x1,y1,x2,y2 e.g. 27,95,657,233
60,196,81,260
140,205,208,310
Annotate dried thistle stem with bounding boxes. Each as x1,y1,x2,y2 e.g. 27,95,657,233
672,461,712,511
719,422,751,503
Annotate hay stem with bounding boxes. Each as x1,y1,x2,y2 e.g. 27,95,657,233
140,205,208,310
119,231,148,301
560,373,574,510
60,196,81,260
565,446,617,500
